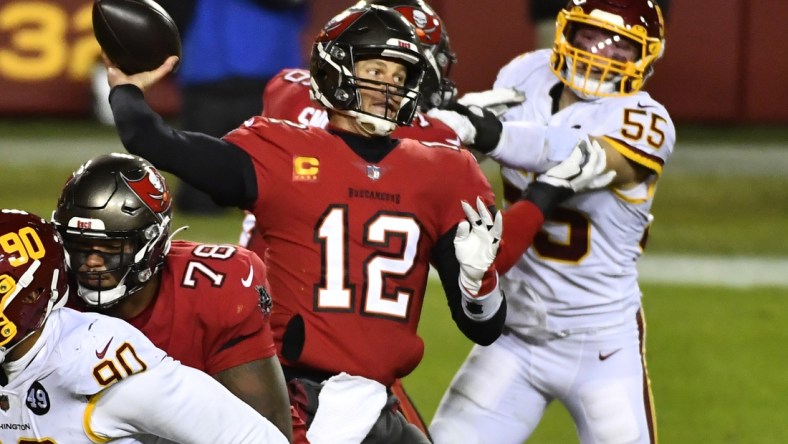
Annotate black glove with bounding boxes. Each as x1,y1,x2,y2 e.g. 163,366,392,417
444,102,503,153
520,181,572,219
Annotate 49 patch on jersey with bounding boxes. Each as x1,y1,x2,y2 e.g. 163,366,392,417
25,381,50,415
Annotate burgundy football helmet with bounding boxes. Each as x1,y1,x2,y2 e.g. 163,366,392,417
551,0,665,98
364,0,457,108
53,153,172,308
310,4,428,136
0,210,68,362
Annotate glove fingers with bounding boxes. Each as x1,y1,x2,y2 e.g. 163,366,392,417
491,210,503,244
475,196,494,229
461,199,482,227
589,139,607,174
426,109,477,144
455,220,471,241
457,88,525,109
582,141,598,175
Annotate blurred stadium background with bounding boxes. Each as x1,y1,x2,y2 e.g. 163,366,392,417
1,0,787,442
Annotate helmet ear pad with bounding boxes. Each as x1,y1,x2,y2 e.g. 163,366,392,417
310,43,359,111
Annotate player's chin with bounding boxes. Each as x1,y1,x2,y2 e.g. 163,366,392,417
78,276,118,290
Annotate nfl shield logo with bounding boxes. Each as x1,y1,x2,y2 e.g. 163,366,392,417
367,165,381,181
0,395,9,411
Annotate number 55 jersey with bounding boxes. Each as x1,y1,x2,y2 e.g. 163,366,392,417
496,50,676,336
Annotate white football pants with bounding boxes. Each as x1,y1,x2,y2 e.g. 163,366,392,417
430,311,656,444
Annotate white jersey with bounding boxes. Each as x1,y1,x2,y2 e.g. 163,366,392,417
495,50,676,335
0,308,286,443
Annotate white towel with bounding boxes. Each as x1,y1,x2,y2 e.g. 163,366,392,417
306,372,388,444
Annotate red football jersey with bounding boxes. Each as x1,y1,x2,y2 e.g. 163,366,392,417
72,240,276,375
224,118,495,386
242,68,464,256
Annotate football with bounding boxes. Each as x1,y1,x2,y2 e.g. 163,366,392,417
92,0,181,75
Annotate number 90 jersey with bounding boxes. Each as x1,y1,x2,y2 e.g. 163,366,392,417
0,308,166,443
496,50,676,335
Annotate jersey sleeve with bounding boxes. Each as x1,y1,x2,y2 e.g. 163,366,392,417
110,85,257,209
488,50,580,172
597,94,676,176
438,149,497,237
223,116,318,215
62,313,168,397
201,247,277,375
261,68,313,121
85,357,288,443
493,50,549,90
394,112,461,144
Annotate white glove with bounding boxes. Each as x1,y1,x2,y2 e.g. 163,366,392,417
427,103,503,153
454,197,502,295
426,108,477,145
457,88,526,117
537,137,617,192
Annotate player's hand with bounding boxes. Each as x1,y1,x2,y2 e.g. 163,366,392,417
538,136,616,192
521,137,616,218
103,53,179,93
454,197,502,295
457,88,525,118
427,102,502,153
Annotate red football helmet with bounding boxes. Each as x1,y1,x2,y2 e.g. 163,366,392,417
550,0,665,98
0,210,68,361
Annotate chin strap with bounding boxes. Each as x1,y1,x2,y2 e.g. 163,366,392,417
168,225,189,243
78,281,129,309
349,111,396,136
47,268,67,313
563,57,622,100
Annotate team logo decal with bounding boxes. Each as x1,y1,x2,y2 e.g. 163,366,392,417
25,381,50,415
123,166,171,214
256,285,272,316
412,9,428,29
398,7,441,44
254,285,274,316
0,395,9,412
318,10,364,42
366,165,381,181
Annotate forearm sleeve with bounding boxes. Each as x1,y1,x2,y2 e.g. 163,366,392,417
432,228,506,346
489,121,581,172
109,84,258,208
86,358,288,444
494,200,546,274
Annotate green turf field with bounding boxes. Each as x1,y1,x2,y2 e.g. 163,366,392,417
2,119,787,442
408,281,788,443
